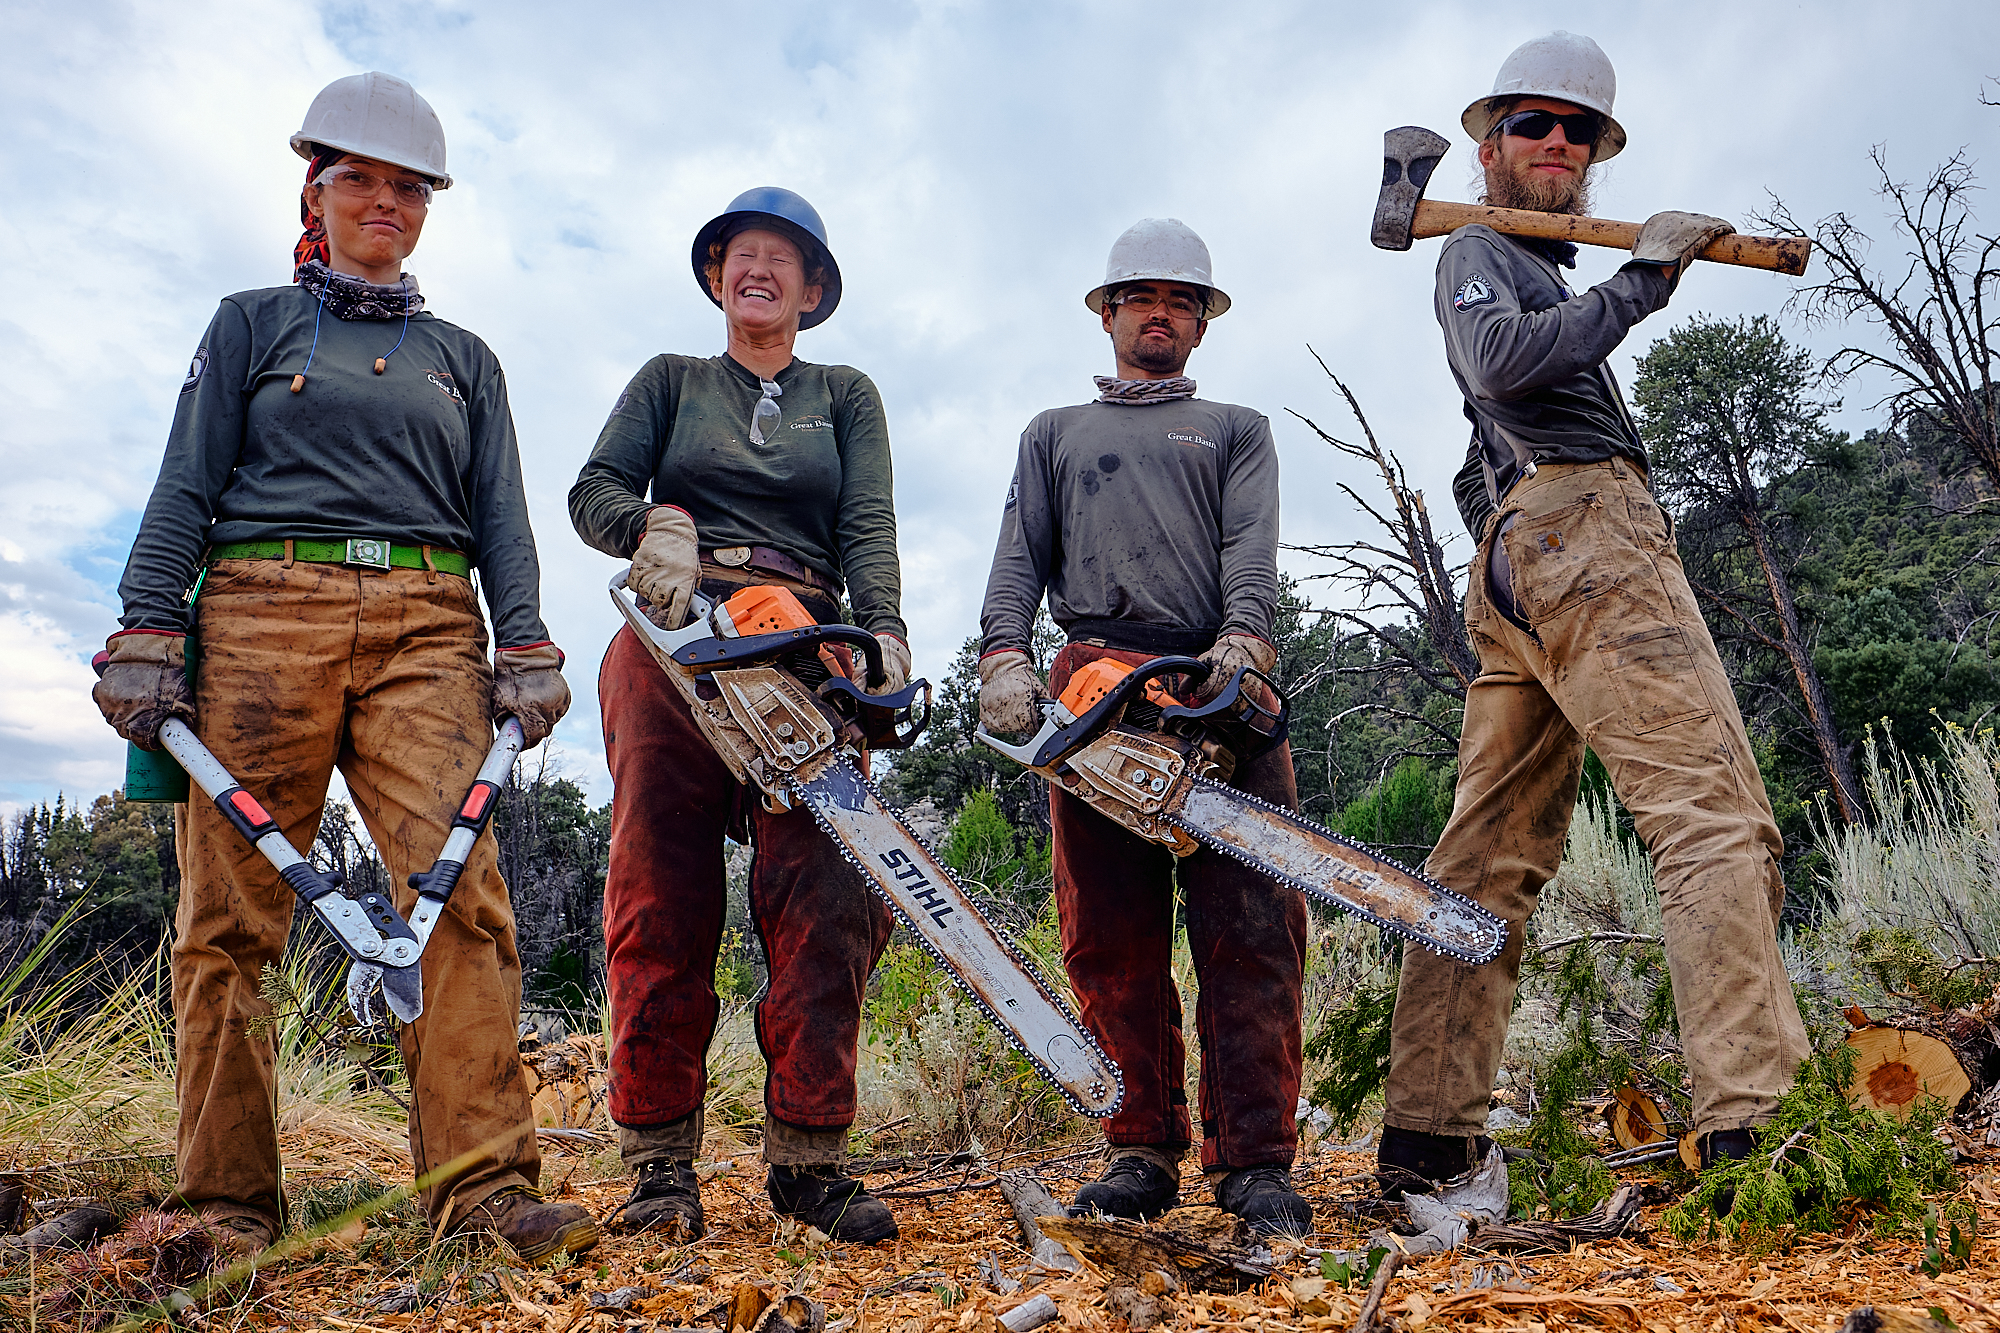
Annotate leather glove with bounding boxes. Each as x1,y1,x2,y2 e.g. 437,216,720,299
492,643,571,748
629,505,699,630
868,633,911,696
1631,211,1735,277
1195,632,1276,702
91,630,196,749
977,649,1042,735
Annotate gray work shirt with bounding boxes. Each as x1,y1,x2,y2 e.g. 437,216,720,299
978,398,1280,655
118,285,550,648
1436,225,1675,536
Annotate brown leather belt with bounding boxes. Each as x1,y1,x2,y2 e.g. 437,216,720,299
700,544,841,597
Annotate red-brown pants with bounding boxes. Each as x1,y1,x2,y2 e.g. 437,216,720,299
598,621,893,1144
1049,642,1309,1172
177,561,537,1231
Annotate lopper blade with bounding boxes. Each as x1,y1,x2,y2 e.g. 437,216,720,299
382,964,424,1022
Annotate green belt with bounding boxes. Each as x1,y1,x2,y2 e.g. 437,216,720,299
208,539,472,578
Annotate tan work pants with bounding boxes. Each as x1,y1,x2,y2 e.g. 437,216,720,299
173,560,538,1230
1384,460,1810,1138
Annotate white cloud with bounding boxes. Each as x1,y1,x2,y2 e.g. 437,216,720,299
4,0,1997,810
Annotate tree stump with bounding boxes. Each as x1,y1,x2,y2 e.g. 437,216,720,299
1843,1027,1973,1119
1603,1086,1671,1149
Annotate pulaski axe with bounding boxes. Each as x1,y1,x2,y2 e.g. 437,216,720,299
1371,126,1811,276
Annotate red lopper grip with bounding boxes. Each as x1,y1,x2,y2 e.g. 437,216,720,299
229,790,271,825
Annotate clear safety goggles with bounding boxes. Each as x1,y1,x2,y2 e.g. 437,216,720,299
314,165,435,209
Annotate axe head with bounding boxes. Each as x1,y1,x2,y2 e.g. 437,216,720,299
1372,126,1452,252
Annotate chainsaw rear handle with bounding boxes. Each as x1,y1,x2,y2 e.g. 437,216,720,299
977,655,1210,770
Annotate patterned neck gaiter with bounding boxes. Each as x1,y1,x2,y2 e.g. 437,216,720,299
295,260,425,321
1094,375,1197,405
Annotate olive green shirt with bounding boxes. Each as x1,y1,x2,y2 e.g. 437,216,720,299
568,352,906,639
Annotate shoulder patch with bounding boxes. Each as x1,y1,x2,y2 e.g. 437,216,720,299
1453,274,1496,312
1004,471,1020,511
181,347,208,395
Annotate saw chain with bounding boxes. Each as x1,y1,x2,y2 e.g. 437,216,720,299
609,571,1125,1117
977,654,1506,964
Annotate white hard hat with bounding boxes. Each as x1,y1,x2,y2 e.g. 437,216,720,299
1461,31,1626,162
1085,218,1231,318
290,72,452,188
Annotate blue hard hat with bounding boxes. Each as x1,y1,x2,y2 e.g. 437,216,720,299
691,187,842,330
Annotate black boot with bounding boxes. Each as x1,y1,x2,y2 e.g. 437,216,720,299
621,1159,705,1238
1215,1166,1313,1236
1698,1128,1759,1217
1375,1126,1493,1200
767,1165,898,1243
1069,1155,1179,1220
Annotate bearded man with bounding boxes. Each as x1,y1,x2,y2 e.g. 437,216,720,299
1375,31,1811,1200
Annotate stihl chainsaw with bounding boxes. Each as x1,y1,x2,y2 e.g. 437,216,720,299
977,656,1506,963
609,571,1124,1118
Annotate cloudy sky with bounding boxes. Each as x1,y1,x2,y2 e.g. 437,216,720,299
4,0,1996,813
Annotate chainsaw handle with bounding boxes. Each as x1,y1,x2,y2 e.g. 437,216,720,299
817,675,934,750
1159,666,1291,761
976,655,1209,771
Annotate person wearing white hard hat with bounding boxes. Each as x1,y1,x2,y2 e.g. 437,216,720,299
91,71,592,1262
569,187,908,1245
1374,33,1811,1201
976,220,1311,1235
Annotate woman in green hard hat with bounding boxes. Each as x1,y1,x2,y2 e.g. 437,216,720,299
91,71,591,1262
569,187,910,1244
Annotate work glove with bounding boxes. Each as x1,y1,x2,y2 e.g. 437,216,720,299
629,505,699,630
492,643,571,748
1194,632,1277,703
1631,211,1735,280
868,633,911,697
91,630,196,749
977,649,1042,736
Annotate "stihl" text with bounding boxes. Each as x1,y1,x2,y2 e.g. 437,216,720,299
879,849,955,926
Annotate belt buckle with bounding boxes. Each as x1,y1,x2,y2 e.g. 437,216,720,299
344,537,393,571
713,546,752,568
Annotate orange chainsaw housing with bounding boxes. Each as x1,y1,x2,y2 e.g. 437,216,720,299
715,585,817,637
1057,658,1180,718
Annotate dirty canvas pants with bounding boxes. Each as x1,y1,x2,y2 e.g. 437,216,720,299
598,615,893,1165
1384,459,1812,1139
174,560,538,1232
1049,642,1309,1173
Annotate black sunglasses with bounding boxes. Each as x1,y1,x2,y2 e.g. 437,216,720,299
1497,109,1600,146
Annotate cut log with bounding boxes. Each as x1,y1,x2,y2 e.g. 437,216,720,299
1603,1086,1671,1149
1843,1026,1973,1120
1036,1205,1273,1291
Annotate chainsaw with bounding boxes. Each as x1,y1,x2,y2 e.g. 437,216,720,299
609,571,1125,1118
976,656,1506,963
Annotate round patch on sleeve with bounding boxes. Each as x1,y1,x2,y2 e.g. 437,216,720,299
181,347,208,394
1453,275,1496,312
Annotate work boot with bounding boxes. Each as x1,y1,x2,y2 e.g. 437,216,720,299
451,1187,601,1262
620,1159,705,1238
198,1206,280,1260
1069,1155,1179,1220
767,1165,898,1243
1215,1166,1314,1237
1375,1126,1493,1200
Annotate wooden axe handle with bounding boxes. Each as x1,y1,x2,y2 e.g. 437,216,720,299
1411,198,1811,276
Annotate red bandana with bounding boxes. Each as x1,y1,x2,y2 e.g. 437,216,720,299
293,148,343,281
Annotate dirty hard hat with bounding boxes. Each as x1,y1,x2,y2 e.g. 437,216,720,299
1085,218,1230,318
1462,31,1626,161
290,71,452,187
691,187,842,330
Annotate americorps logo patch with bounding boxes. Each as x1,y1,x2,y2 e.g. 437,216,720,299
181,347,208,394
1453,274,1496,311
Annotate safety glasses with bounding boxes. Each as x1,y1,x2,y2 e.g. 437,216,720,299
1497,109,1601,147
314,165,435,209
1113,290,1207,320
749,378,784,445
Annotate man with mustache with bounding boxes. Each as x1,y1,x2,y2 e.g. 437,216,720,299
1376,31,1811,1201
978,219,1311,1235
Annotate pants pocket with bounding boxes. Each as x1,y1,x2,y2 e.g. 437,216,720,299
1596,626,1713,734
1501,492,1625,624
